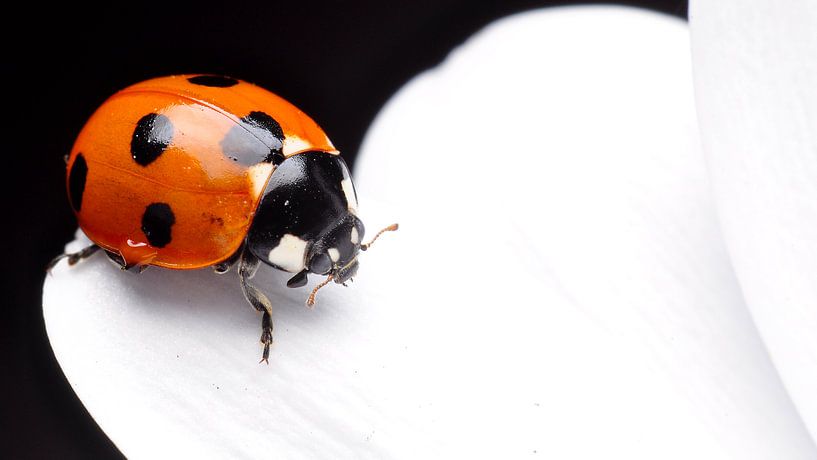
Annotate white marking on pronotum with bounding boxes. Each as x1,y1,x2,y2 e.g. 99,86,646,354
248,163,274,198
341,179,358,214
267,234,308,272
350,227,359,244
328,248,340,262
282,136,310,155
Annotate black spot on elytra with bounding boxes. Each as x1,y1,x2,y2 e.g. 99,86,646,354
68,153,88,212
219,111,285,166
244,111,284,142
141,203,175,248
187,75,239,88
269,151,285,166
131,113,173,166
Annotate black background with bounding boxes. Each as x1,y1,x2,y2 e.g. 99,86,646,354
2,1,686,457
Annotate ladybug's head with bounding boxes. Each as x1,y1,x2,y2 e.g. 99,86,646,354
300,217,398,290
301,213,365,285
246,151,396,303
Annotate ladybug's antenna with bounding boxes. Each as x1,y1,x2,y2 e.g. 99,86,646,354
306,274,334,308
360,223,399,251
306,223,398,307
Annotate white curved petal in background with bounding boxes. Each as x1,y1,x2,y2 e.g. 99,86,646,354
690,0,817,443
44,6,815,458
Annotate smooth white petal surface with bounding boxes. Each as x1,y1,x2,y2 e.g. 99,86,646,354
690,0,817,443
45,6,814,459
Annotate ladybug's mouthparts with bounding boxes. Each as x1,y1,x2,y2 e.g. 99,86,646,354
334,258,359,285
304,257,357,307
305,223,399,307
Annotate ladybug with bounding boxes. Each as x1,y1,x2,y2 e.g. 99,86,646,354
49,75,397,363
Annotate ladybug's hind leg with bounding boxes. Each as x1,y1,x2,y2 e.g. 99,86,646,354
238,249,274,364
46,244,100,273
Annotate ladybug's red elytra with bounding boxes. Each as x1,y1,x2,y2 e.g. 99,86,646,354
50,75,397,363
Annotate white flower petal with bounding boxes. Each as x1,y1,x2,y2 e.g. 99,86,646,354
44,6,813,458
691,0,817,444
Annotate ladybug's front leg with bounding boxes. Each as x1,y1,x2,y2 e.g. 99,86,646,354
238,249,274,364
46,244,100,273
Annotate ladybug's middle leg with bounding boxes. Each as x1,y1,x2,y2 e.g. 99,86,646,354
46,244,100,273
238,249,274,364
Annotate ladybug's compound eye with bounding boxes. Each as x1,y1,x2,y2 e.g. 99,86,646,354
309,253,333,275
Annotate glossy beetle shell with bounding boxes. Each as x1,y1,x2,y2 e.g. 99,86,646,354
66,75,338,269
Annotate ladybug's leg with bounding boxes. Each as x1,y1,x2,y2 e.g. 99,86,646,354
46,244,100,273
104,250,129,270
102,250,150,273
238,249,274,364
213,248,242,275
